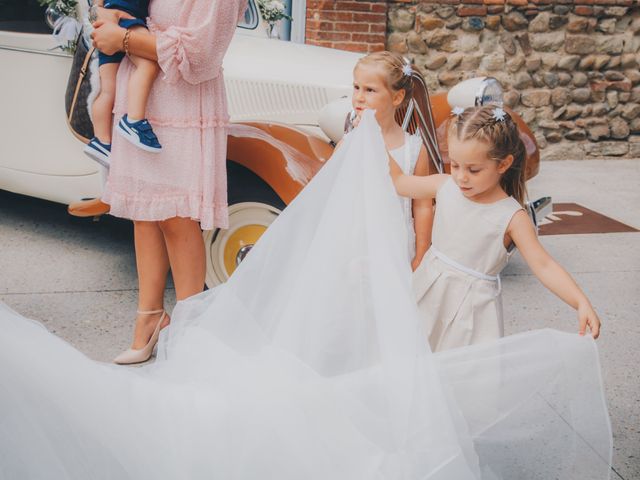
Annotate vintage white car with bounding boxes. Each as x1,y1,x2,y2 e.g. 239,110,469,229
0,0,544,286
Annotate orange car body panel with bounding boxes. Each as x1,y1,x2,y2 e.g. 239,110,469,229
229,97,539,205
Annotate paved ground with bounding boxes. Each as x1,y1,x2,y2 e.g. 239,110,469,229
1,159,638,479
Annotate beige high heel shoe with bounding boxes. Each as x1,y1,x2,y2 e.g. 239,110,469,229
113,309,168,365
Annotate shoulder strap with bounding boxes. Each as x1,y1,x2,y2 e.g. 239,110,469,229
407,133,422,173
68,45,96,126
402,133,412,173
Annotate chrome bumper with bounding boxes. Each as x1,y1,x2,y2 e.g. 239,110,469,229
527,196,552,229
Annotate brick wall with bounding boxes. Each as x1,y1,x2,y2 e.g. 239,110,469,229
305,1,388,53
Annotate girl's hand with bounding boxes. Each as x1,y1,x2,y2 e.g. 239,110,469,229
91,20,126,55
578,302,601,339
352,110,363,129
411,257,421,272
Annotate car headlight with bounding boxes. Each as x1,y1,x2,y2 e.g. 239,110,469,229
447,77,504,109
318,96,352,144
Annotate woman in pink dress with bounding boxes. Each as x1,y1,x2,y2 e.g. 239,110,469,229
91,0,248,364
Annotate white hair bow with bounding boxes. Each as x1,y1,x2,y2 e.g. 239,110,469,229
492,107,506,122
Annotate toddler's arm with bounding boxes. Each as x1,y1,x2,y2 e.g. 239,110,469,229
508,210,601,339
389,155,447,199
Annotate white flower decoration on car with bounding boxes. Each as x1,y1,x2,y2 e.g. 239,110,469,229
402,63,413,77
451,106,465,117
492,107,507,122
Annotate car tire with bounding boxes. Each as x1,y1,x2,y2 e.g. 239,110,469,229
203,162,285,287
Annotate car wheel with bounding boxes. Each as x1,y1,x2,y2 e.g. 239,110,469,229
203,162,285,287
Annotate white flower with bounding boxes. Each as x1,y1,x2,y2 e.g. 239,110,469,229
451,106,465,117
402,63,413,77
258,0,291,23
492,107,506,122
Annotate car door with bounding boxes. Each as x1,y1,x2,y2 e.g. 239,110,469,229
0,0,102,203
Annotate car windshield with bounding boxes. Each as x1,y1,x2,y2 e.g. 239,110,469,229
0,0,50,34
237,0,259,30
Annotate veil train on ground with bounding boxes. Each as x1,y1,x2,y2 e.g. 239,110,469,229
0,111,611,479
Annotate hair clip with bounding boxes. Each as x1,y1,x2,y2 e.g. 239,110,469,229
451,106,465,117
492,107,506,122
402,63,413,77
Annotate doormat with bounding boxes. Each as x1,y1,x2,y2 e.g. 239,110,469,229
538,203,639,236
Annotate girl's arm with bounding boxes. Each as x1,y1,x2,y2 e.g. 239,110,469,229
389,154,448,199
508,210,601,338
411,146,434,271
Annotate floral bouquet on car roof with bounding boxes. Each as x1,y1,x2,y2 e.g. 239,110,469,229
256,0,293,38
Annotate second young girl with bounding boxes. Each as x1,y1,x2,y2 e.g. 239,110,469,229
390,104,601,352
350,52,435,270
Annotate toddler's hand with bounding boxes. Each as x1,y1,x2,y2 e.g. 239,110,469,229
91,21,126,55
577,302,601,339
93,6,134,24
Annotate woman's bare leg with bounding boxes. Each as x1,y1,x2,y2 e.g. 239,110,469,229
92,62,119,143
131,220,171,349
158,217,206,301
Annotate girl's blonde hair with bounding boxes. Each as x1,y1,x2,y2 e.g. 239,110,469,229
448,106,527,205
355,52,439,173
355,51,415,108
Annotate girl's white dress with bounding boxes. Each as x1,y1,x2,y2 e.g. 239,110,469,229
413,178,522,352
389,132,422,261
0,112,611,480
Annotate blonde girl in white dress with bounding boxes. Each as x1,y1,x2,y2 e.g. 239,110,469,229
390,105,602,352
348,51,436,270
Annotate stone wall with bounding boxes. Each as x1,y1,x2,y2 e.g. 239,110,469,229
386,1,640,159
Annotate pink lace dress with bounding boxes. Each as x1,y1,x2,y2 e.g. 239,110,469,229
102,0,248,230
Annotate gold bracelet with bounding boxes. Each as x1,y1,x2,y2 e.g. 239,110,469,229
122,29,132,57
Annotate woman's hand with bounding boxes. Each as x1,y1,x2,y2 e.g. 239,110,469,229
91,20,126,55
578,301,601,339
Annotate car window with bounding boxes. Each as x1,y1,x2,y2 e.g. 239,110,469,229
237,0,259,30
0,0,51,34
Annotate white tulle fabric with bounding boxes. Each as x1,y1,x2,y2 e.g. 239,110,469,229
0,111,611,479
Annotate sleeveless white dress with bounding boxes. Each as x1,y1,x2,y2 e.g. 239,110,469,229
0,112,611,480
389,132,422,261
413,178,523,352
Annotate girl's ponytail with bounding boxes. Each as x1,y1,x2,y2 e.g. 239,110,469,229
501,133,527,206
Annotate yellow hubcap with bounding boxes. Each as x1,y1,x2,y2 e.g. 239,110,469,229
204,202,281,287
223,224,267,275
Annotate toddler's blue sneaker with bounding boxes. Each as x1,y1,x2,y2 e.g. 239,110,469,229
117,114,162,153
83,137,111,168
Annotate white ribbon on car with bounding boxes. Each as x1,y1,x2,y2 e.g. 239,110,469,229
52,16,82,50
